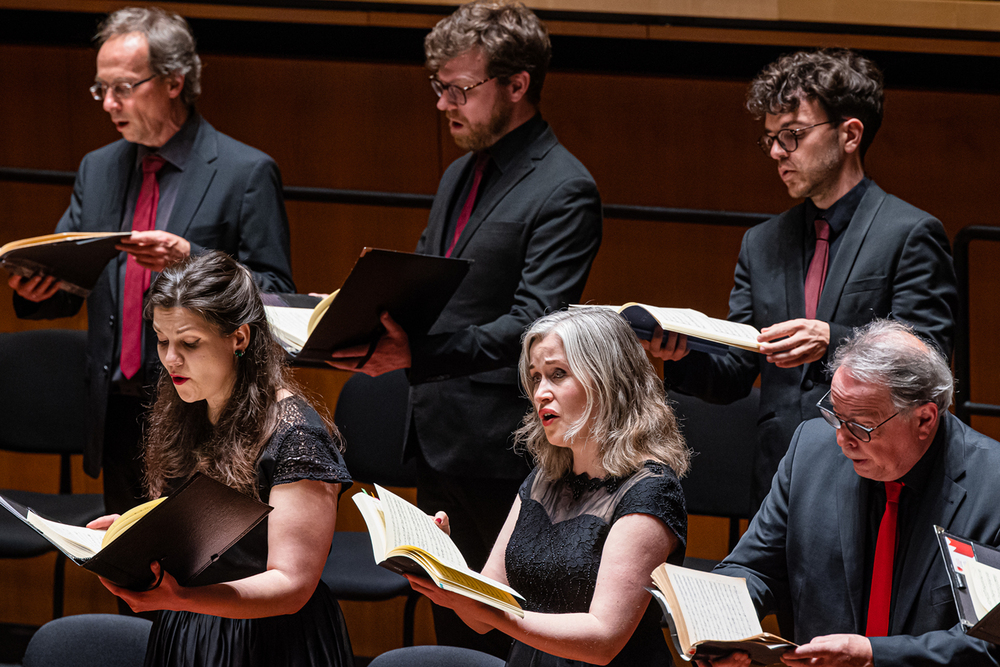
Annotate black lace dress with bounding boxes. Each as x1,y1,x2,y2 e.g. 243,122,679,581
143,396,354,667
504,461,687,667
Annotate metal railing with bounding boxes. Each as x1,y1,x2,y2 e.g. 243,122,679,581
953,225,1000,424
0,166,772,227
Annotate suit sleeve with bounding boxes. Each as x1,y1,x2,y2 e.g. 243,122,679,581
187,157,295,294
712,420,797,617
12,154,89,321
661,228,760,404
885,216,957,360
408,175,602,382
868,625,999,666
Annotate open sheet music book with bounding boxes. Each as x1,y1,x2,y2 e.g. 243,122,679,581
353,485,525,617
576,303,761,356
0,232,131,297
650,563,796,664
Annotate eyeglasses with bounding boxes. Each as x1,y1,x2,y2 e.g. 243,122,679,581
89,75,156,102
757,120,837,155
430,75,495,106
816,390,898,442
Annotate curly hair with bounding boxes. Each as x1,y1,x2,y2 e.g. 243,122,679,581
424,1,551,106
747,48,884,160
514,308,690,481
97,6,202,107
141,251,339,498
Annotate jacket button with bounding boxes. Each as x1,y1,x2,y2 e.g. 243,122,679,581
109,315,115,327
802,379,814,391
102,364,109,373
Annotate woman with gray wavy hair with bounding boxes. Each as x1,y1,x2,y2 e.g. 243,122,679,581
408,307,690,666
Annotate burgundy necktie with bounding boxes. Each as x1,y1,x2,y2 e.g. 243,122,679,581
804,216,830,320
445,152,489,258
120,154,166,379
866,480,903,637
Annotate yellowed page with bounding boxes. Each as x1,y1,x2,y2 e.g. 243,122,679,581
663,564,763,645
635,304,761,351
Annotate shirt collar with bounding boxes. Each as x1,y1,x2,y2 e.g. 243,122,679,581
135,111,200,171
806,177,871,239
484,112,547,173
896,413,946,495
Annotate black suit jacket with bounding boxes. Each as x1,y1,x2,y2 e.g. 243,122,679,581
406,120,602,479
716,414,1000,665
663,183,958,509
14,117,294,476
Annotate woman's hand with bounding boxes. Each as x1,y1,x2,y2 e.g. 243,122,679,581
405,574,496,633
86,514,121,530
100,561,187,613
432,511,450,535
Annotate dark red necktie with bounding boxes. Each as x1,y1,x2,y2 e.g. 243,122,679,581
120,154,166,379
804,216,830,320
445,152,489,258
866,480,903,637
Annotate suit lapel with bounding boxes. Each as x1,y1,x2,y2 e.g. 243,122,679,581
448,127,557,258
815,184,887,322
779,204,808,322
837,463,869,632
165,118,217,239
893,417,966,634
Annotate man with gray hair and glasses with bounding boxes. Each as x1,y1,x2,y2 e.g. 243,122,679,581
646,48,958,516
697,320,1000,667
328,0,602,656
9,7,294,515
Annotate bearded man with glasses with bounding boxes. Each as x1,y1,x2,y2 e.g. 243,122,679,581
697,320,1000,667
645,48,958,516
327,1,602,657
9,7,294,516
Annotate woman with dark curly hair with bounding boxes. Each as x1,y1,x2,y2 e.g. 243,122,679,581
408,307,690,666
90,250,352,667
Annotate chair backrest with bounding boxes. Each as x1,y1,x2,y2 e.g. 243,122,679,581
670,387,759,521
369,646,505,667
333,369,417,487
0,329,89,455
22,613,152,667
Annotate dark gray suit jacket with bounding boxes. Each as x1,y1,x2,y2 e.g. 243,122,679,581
14,117,294,476
663,183,958,510
717,414,1000,666
406,119,602,479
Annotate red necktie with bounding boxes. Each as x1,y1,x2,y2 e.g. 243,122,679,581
866,480,903,637
804,216,830,320
120,154,166,379
445,152,489,258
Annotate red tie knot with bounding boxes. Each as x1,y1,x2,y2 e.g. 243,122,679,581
814,217,830,242
142,154,166,175
885,480,903,503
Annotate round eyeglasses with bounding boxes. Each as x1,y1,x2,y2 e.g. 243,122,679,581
90,75,156,102
757,120,837,156
816,390,898,442
430,75,495,106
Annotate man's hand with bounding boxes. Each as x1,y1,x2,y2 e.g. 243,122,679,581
757,318,830,368
781,634,873,667
117,230,191,272
328,311,411,376
641,325,689,362
8,274,61,302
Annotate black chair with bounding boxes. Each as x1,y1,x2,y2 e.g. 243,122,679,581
22,613,152,667
0,329,106,618
322,370,422,647
368,646,505,667
669,387,759,572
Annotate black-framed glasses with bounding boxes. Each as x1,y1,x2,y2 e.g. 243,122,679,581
89,75,156,102
816,390,898,442
429,75,495,106
757,120,837,155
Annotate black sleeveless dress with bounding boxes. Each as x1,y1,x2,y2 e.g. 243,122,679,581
504,461,687,667
143,396,354,667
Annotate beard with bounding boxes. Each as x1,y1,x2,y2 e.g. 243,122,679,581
451,94,514,152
